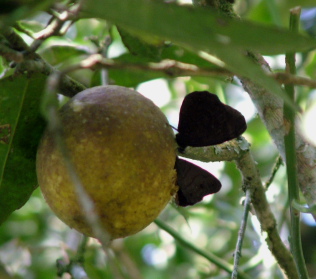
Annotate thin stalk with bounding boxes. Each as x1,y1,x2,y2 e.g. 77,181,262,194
74,236,89,263
232,189,251,279
264,155,283,190
154,219,252,279
44,72,111,250
283,7,309,279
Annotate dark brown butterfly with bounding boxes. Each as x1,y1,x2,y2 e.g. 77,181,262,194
175,157,221,206
176,91,247,149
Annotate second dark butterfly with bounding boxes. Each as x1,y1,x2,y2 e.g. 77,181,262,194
175,158,221,206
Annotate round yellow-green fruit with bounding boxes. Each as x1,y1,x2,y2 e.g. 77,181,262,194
36,85,177,239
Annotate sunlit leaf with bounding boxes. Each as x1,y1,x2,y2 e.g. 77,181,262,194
117,27,163,61
0,73,46,225
16,20,45,33
39,45,91,66
108,53,166,87
161,45,222,68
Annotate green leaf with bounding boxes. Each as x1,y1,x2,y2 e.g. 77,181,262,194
161,45,222,68
117,27,163,62
80,0,299,109
16,19,45,33
0,73,46,225
0,0,55,27
39,45,91,66
81,0,316,55
108,53,165,87
305,52,316,78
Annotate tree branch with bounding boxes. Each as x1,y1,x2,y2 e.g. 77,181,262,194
236,150,299,279
240,55,316,221
273,72,316,89
3,26,316,96
66,53,316,89
181,138,300,279
0,27,86,96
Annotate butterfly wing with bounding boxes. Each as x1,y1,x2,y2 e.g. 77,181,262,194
176,91,247,149
175,157,221,206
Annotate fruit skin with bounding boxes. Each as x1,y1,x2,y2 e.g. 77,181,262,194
36,85,177,239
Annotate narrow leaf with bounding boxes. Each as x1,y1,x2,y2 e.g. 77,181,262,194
39,45,91,66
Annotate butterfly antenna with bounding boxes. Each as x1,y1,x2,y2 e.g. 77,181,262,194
168,123,178,132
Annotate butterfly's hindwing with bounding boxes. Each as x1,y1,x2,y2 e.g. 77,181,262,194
175,158,221,206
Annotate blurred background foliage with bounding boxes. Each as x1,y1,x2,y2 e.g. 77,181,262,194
1,0,316,278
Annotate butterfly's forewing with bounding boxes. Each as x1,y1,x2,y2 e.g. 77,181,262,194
176,91,247,149
175,157,221,207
